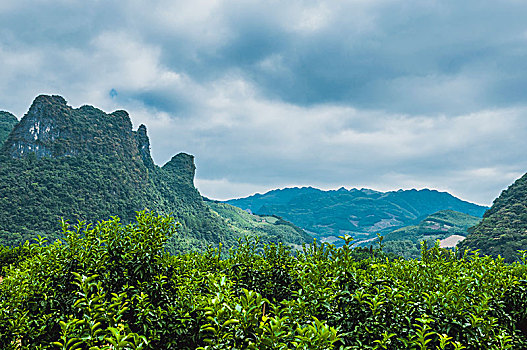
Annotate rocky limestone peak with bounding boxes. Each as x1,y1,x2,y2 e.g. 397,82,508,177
32,94,68,108
1,95,140,161
134,124,155,169
110,110,133,131
2,95,67,158
137,124,147,137
162,152,196,185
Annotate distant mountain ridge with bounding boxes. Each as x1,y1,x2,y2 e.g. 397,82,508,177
226,187,488,243
0,95,311,251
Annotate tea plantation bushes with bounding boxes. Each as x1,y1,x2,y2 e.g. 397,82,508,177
0,212,526,349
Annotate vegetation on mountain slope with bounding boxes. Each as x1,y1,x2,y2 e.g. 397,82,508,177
0,95,310,251
1,212,526,349
226,187,487,244
378,210,482,259
460,172,527,262
206,201,313,248
0,111,17,146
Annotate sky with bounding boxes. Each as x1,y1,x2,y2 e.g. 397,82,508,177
1,0,527,205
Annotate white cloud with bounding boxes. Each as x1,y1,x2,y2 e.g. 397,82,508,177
194,178,275,201
115,70,527,205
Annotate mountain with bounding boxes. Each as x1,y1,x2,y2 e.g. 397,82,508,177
226,187,487,245
379,210,482,259
205,200,313,248
0,95,311,251
459,172,527,262
0,111,18,146
384,209,482,242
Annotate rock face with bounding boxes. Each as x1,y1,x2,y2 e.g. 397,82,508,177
134,124,155,169
3,95,65,158
2,95,141,162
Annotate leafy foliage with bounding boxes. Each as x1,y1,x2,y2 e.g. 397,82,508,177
1,213,526,349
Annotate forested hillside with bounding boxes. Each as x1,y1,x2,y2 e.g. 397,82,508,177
226,187,487,244
0,111,17,145
206,201,313,248
460,172,527,262
379,210,482,259
0,95,310,251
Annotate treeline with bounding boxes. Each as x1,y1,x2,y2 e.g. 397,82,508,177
0,212,526,349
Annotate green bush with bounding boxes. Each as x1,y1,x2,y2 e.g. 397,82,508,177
0,213,526,349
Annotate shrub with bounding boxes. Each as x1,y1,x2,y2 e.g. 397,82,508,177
0,213,526,349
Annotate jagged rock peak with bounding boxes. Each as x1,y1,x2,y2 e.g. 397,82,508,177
2,94,139,160
2,95,66,158
32,94,68,107
110,110,133,130
163,152,196,184
110,110,129,118
134,124,154,169
137,124,148,137
26,95,69,121
25,95,68,127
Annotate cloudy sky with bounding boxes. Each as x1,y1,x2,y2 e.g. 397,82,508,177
1,0,527,205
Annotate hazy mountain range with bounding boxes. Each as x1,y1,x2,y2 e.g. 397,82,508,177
225,187,487,242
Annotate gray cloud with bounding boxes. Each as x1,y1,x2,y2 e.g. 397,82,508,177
1,0,527,205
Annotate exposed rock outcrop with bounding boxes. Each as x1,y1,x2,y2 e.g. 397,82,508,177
134,124,155,169
2,95,138,161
